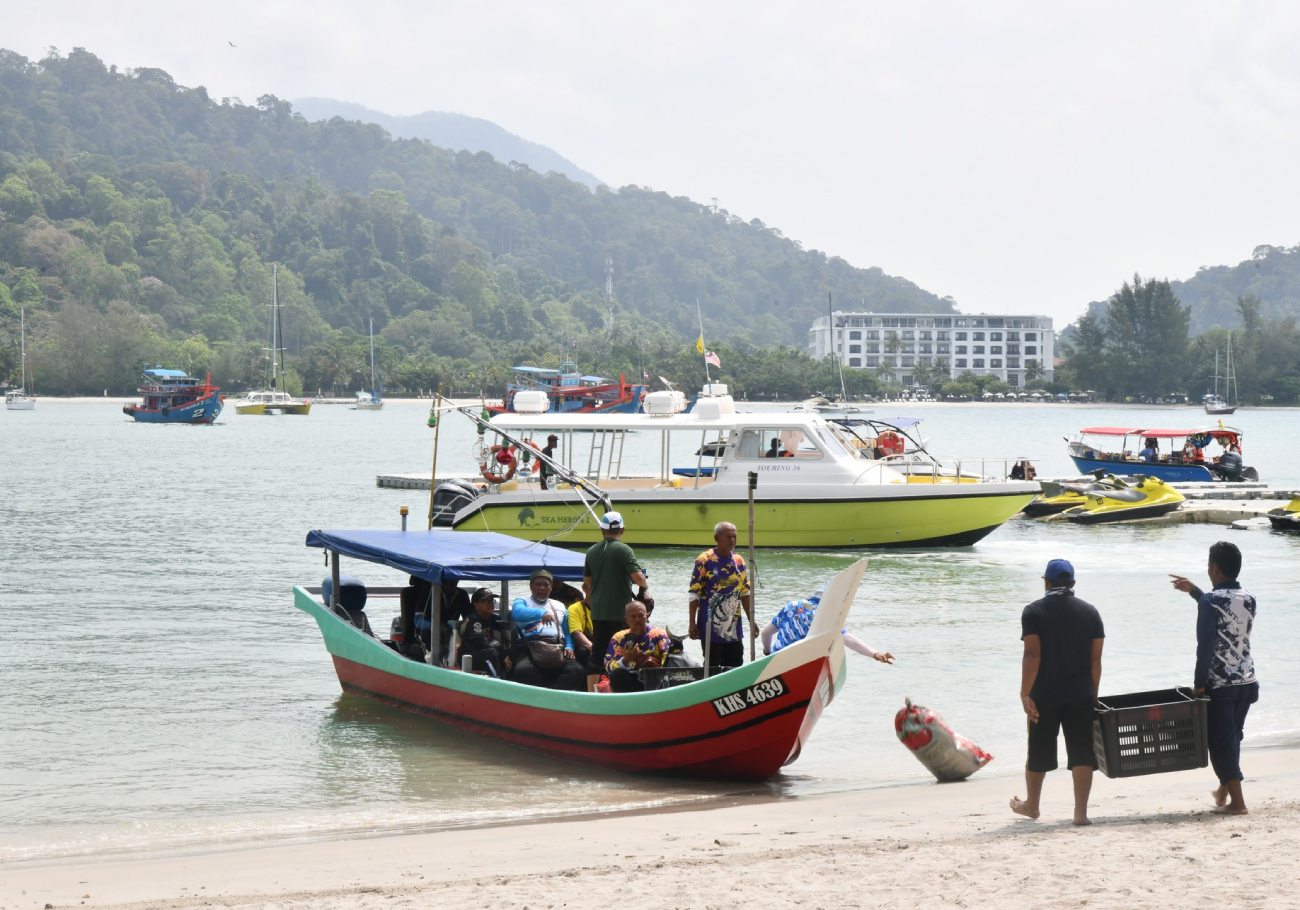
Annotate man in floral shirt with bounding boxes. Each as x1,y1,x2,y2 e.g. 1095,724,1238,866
688,521,756,668
603,601,673,692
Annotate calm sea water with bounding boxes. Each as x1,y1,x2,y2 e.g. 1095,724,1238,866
1,399,1296,864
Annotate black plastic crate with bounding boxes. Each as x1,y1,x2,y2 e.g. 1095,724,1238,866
1092,687,1209,779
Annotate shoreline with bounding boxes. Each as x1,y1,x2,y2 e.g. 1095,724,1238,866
5,746,1297,909
15,396,1300,411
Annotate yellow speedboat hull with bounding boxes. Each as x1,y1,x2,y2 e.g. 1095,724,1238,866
452,486,1037,549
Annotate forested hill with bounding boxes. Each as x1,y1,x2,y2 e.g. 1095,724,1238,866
0,47,951,396
292,98,602,190
1171,244,1300,334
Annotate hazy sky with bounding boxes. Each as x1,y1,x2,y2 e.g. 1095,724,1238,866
10,1,1300,326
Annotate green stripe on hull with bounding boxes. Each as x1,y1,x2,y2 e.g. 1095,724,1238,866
454,491,1036,548
296,587,768,715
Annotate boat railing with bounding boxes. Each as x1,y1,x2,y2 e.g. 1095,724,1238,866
886,454,1021,483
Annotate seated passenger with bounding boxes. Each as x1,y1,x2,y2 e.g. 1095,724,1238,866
509,569,586,691
456,588,511,677
1139,438,1159,462
760,586,895,664
765,438,783,458
603,601,673,692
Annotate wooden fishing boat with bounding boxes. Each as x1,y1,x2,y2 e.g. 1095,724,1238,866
295,529,865,780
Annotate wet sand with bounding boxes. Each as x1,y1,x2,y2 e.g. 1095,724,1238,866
3,748,1295,910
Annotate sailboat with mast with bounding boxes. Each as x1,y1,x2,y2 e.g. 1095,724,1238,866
234,264,312,415
5,306,36,410
352,319,383,410
1203,332,1238,416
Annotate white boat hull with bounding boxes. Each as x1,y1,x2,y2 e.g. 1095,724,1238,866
5,398,36,411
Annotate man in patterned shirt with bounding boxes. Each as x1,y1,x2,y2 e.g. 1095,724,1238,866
603,601,673,692
761,585,894,663
1170,540,1259,816
688,521,756,668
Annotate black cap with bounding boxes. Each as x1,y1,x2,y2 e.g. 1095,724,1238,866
471,587,498,603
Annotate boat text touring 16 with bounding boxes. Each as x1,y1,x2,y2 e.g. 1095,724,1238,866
430,385,1040,549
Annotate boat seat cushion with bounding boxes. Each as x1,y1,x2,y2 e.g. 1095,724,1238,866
322,574,368,611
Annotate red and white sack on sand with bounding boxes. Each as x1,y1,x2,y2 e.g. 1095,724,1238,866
894,697,994,782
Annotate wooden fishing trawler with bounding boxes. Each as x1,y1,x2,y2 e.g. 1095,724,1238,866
295,528,865,779
122,368,224,423
489,362,648,415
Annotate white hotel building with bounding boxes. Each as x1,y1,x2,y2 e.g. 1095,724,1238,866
807,311,1056,389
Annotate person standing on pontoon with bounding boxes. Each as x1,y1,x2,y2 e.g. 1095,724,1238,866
761,586,895,663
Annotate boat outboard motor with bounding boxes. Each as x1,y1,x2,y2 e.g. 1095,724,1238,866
430,479,481,526
322,574,373,634
1213,452,1244,482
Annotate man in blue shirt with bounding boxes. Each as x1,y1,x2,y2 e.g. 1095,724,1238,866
1139,437,1159,462
1170,540,1258,815
1011,559,1105,826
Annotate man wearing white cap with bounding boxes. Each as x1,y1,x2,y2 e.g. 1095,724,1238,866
583,511,649,690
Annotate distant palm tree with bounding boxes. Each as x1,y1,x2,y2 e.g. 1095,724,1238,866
1024,359,1046,386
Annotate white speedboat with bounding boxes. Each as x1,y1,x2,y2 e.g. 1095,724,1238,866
433,385,1038,549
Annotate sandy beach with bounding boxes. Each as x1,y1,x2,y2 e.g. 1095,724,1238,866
4,748,1296,910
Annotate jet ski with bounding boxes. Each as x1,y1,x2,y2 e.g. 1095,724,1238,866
1023,474,1130,518
1062,475,1185,524
1267,495,1300,533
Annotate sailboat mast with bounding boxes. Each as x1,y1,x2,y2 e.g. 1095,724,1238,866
273,264,283,390
1227,331,1235,406
369,318,377,393
829,292,847,401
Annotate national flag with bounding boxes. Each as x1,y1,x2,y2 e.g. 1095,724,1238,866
705,350,721,368
642,370,649,381
695,334,705,354
571,336,578,348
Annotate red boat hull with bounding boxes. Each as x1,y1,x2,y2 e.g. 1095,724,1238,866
331,653,833,780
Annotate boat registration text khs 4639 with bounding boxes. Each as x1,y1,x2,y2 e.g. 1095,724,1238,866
711,677,788,717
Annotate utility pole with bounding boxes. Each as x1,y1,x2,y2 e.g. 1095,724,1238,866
605,257,614,332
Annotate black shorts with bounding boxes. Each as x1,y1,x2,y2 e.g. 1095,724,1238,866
1026,697,1097,772
587,620,624,674
703,640,744,669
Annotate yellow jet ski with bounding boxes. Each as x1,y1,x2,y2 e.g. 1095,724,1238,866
1267,495,1300,533
1023,474,1129,518
1062,475,1185,524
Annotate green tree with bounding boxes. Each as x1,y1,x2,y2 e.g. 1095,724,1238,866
1103,274,1190,398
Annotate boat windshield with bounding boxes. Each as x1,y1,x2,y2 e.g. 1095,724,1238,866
733,427,826,460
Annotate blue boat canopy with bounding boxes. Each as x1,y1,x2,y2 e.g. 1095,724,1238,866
145,368,189,378
304,529,587,583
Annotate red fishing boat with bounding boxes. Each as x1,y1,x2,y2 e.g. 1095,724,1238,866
296,529,864,780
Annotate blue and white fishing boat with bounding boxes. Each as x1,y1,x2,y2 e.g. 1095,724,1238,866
122,368,224,424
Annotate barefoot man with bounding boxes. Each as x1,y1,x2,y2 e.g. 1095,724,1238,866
1170,540,1259,816
1011,559,1104,826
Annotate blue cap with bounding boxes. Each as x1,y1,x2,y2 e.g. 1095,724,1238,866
1043,558,1074,584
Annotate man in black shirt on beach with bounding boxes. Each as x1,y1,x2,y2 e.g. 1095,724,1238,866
1010,559,1105,826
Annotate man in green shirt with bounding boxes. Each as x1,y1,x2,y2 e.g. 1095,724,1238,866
583,511,649,689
